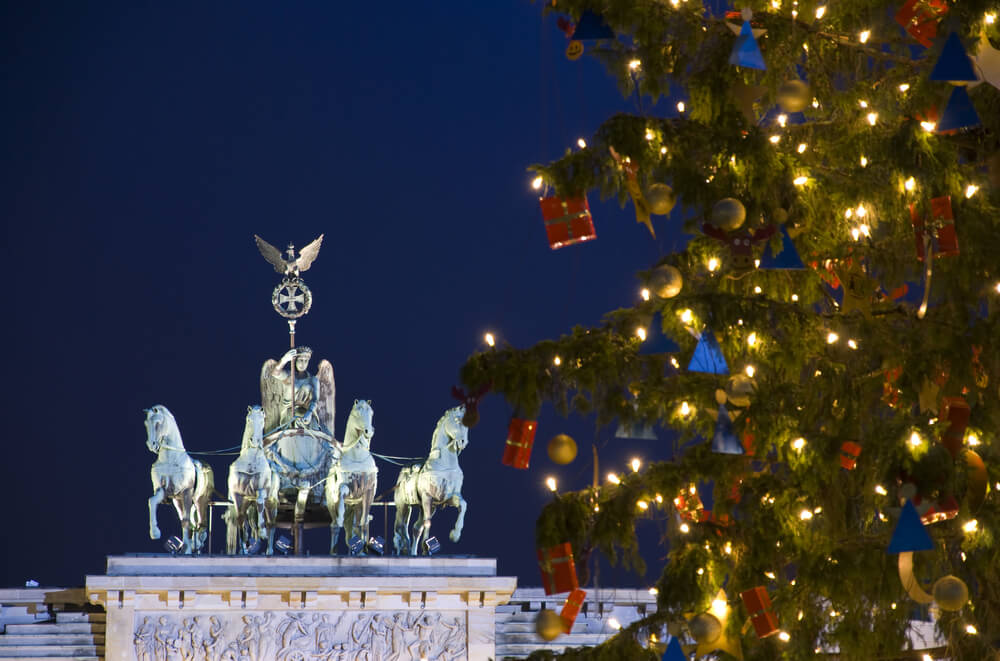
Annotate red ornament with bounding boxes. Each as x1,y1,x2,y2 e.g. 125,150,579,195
918,494,960,525
559,589,587,633
740,586,780,638
895,0,948,48
502,418,536,469
539,196,597,250
910,196,958,260
537,543,580,595
674,489,706,522
840,441,862,470
939,397,970,459
702,222,776,271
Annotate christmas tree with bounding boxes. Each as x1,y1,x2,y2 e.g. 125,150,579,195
461,2,1000,659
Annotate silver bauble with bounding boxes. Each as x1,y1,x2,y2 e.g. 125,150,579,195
688,613,722,644
725,374,756,408
932,575,969,611
777,79,810,113
646,183,676,215
535,608,564,641
649,264,683,299
710,198,746,231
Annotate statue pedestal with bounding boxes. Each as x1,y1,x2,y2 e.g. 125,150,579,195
87,555,516,661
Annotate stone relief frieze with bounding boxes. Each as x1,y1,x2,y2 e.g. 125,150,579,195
132,610,467,661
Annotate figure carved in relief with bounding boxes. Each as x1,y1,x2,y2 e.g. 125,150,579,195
134,616,154,661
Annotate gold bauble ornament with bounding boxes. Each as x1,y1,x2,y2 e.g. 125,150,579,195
646,183,676,215
688,613,722,644
932,575,969,611
535,608,564,641
547,434,578,464
776,79,810,113
649,264,683,299
724,374,756,408
710,198,746,231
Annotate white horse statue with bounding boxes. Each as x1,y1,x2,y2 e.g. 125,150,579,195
393,405,469,555
325,399,377,554
144,405,215,554
225,406,280,555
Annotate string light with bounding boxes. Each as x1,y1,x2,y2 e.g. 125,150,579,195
677,101,685,113
815,6,826,19
904,176,916,192
708,257,720,272
859,155,868,167
800,509,813,520
696,567,704,575
484,333,496,347
866,112,878,126
607,473,621,485
553,355,561,366
860,224,870,237
779,631,791,642
679,401,691,415
797,142,808,153
777,114,788,127
966,184,979,198
769,135,781,144
920,121,936,132
747,332,757,347
986,12,996,24
793,175,808,186
679,523,690,533
636,327,647,341
791,293,799,302
546,477,557,491
909,432,922,448
710,597,728,617
963,519,978,533
680,309,693,323
898,83,910,92
966,624,978,634
856,205,867,218
637,500,649,510
608,617,622,630
655,493,663,503
967,433,981,446
531,176,543,190
745,365,756,378
826,332,839,344
640,287,650,301
765,571,776,579
859,30,871,44
754,285,762,294
791,437,806,451
875,485,887,495
858,100,869,109
631,457,641,472
645,129,655,141
628,59,641,71
660,146,667,155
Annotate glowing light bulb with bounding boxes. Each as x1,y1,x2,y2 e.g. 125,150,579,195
747,332,757,347
791,437,806,451
850,228,860,241
866,112,878,126
577,138,587,149
723,542,732,555
791,294,799,301
858,100,869,109
800,509,813,520
707,257,720,272
769,135,781,144
531,176,543,190
680,309,693,323
765,571,776,579
860,224,870,237
815,6,826,19
637,500,648,510
963,519,978,533
553,355,561,366
546,477,557,491
812,98,819,108
793,175,809,186
826,332,839,344
771,0,780,7
676,101,685,113
679,523,690,533
967,433,981,446
860,155,868,167
679,401,690,415
628,59,641,71
648,587,658,595
987,12,997,25
745,365,756,378
645,129,655,141
640,287,650,301
995,282,1000,294
631,458,641,472
856,205,867,217
696,567,704,575
608,617,622,630
670,357,680,368
779,631,791,642
484,333,495,347
909,432,922,447
966,624,978,634
655,494,662,503
898,83,910,92
859,30,870,43
904,176,916,191
777,114,788,128
660,146,667,154
711,598,728,617
636,327,647,341
753,285,762,294
921,121,936,132
966,184,979,198
607,472,621,485
797,142,808,153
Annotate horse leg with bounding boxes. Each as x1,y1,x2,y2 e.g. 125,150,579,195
393,504,411,556
148,485,165,540
449,494,467,543
414,495,434,556
224,504,238,555
174,492,194,554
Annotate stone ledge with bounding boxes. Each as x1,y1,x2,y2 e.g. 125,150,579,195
104,554,497,577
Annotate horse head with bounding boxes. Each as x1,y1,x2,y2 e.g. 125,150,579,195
144,405,176,454
242,405,266,450
344,399,374,451
440,405,469,455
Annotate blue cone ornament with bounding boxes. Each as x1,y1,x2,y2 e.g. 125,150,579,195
662,637,686,661
760,225,805,270
711,404,744,455
888,500,934,553
929,32,978,83
729,20,766,70
688,330,729,375
937,86,980,131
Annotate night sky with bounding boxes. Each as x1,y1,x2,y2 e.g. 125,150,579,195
2,3,685,589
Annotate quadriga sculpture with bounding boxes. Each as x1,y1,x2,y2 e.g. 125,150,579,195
144,405,215,553
393,405,469,555
225,406,280,555
325,399,377,554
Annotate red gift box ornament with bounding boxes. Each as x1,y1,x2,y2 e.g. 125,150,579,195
559,589,587,633
502,418,536,469
894,0,948,48
939,396,970,459
537,543,580,595
910,196,958,260
840,441,862,470
539,195,597,250
740,586,780,638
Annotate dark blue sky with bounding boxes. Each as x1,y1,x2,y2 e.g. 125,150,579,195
2,2,684,588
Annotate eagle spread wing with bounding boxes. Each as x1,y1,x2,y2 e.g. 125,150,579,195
296,234,324,273
255,235,286,274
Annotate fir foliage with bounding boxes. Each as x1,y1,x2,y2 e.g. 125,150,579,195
463,1,1000,659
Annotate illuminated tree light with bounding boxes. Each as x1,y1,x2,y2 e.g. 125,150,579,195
898,83,910,92
826,332,839,344
866,112,878,126
963,519,978,533
793,175,808,186
484,333,496,347
553,356,561,366
636,327,647,341
607,473,621,485
859,30,870,43
797,142,808,153
531,176,543,190
904,176,916,192
769,135,781,144
800,509,813,520
640,287,650,301
966,184,979,198
745,365,756,378
875,485,887,495
628,59,641,71
920,121,936,132
546,477,557,491
631,457,641,472
676,101,685,113
791,437,806,451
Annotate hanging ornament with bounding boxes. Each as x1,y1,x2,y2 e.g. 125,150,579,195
938,87,981,131
451,382,490,428
939,396,970,459
839,441,862,470
740,586,780,638
703,212,776,272
776,79,810,113
559,589,587,633
930,32,978,84
932,575,969,611
565,40,584,60
502,418,537,469
710,198,747,231
610,146,655,238
688,330,729,375
539,196,597,250
888,500,934,553
662,637,686,661
729,18,766,71
646,183,676,216
725,9,766,39
649,264,683,299
534,608,564,641
759,225,805,270
537,542,580,595
724,374,756,408
547,433,578,465
972,29,1000,91
894,0,947,48
711,403,744,455
834,261,878,317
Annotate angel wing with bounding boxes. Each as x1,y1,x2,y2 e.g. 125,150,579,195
296,234,324,273
259,359,283,437
255,235,286,274
316,359,335,439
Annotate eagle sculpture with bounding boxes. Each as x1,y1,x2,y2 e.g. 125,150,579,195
254,234,324,278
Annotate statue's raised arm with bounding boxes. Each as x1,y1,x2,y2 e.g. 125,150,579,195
259,347,335,438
